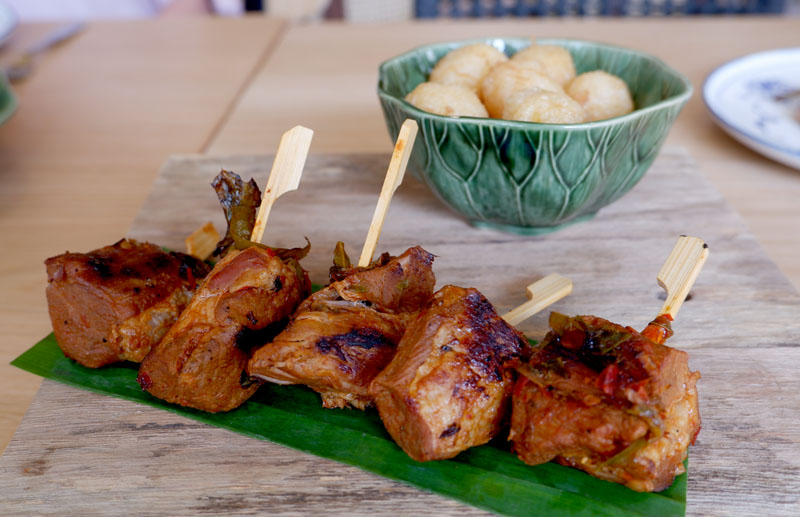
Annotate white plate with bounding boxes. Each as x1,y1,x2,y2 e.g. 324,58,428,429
703,48,800,170
0,1,16,47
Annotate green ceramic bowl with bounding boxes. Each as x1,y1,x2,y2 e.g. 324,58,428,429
0,72,17,126
378,38,692,235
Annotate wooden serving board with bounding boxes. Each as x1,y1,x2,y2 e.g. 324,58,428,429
2,148,800,515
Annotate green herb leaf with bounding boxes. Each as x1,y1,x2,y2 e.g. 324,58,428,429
211,169,262,258
332,241,351,270
11,334,686,517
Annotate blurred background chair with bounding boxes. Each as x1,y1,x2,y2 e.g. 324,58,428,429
415,0,787,16
2,0,792,22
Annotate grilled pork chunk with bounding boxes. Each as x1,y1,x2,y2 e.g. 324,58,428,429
369,285,526,461
45,239,210,368
248,246,435,410
138,246,309,412
509,313,701,492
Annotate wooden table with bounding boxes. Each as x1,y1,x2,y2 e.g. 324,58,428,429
1,15,799,514
0,16,288,450
208,17,800,284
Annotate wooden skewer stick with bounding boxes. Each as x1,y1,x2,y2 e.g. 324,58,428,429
357,119,418,267
250,125,314,244
657,235,709,318
502,274,573,327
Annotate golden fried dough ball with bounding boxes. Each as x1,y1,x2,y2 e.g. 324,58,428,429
479,62,562,118
405,82,489,118
429,43,508,92
566,71,634,121
511,44,576,86
502,88,587,124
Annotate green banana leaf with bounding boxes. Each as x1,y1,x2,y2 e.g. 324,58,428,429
12,334,686,517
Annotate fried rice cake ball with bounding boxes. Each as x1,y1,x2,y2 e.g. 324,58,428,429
479,62,562,118
405,82,489,118
566,70,635,121
503,88,587,124
511,44,577,86
429,43,508,92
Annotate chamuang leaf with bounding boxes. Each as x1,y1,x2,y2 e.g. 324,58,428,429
12,334,686,517
210,169,311,265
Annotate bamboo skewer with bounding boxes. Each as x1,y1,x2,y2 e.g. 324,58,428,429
502,274,573,327
357,119,418,267
657,235,709,318
250,125,314,244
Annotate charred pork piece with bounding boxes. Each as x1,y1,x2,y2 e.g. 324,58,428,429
45,239,210,368
509,312,701,492
314,245,435,322
369,285,526,461
248,246,435,410
138,246,310,412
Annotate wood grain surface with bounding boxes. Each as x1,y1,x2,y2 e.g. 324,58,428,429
2,149,799,515
206,18,800,291
0,17,287,451
4,15,800,459
129,150,800,348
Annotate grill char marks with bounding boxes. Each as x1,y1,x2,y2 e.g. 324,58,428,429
316,328,395,361
248,246,436,410
369,285,526,462
86,256,113,279
439,423,460,439
44,239,211,368
461,290,523,382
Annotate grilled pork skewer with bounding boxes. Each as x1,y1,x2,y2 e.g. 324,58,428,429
509,236,708,492
138,245,309,412
369,275,572,462
248,121,431,409
137,127,314,412
248,246,434,409
45,239,210,368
